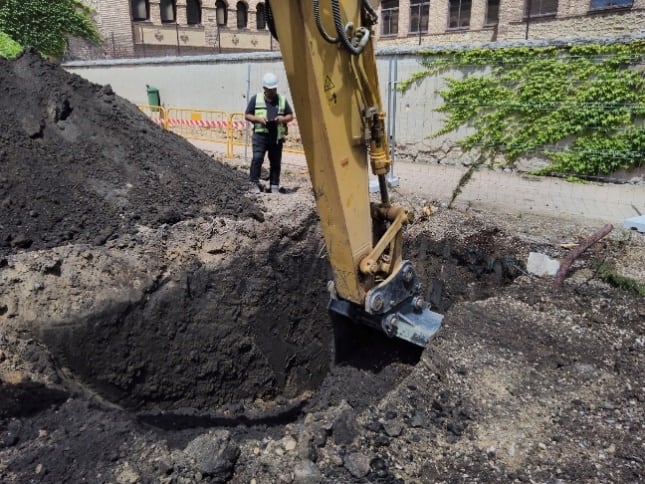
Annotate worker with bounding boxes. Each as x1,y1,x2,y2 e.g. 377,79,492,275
244,72,294,194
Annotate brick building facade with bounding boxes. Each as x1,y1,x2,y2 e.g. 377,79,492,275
70,1,645,60
382,0,645,46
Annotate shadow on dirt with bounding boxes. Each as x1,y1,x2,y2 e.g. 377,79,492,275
409,231,525,313
137,399,307,431
333,317,424,369
0,381,68,419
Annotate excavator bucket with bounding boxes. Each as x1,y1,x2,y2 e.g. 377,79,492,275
328,260,442,351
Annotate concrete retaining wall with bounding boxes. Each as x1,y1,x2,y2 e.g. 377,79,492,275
64,35,645,172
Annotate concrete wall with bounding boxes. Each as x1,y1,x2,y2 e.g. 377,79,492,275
64,50,457,156
64,35,645,168
64,53,283,114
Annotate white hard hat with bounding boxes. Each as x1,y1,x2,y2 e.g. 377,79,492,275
262,72,278,89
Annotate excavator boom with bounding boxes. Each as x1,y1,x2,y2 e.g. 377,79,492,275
267,0,442,347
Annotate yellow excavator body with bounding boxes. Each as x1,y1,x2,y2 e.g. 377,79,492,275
267,0,442,347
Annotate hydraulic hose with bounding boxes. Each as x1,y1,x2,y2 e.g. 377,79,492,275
361,0,378,19
314,0,340,43
331,0,369,55
265,0,278,41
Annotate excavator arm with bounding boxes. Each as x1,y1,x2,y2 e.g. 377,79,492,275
267,0,442,347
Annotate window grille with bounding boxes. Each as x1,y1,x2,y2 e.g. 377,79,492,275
381,0,399,36
590,0,633,9
409,0,430,34
525,0,558,18
448,0,471,29
485,0,500,26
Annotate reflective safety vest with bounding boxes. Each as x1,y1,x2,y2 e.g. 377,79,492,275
254,92,287,141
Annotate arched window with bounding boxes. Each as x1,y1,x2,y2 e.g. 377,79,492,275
216,0,228,26
131,0,150,21
381,0,399,36
237,1,248,29
186,0,202,25
256,3,266,30
160,0,177,23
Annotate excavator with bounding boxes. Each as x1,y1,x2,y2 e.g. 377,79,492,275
265,0,442,349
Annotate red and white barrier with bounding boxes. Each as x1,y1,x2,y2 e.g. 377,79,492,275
166,118,248,129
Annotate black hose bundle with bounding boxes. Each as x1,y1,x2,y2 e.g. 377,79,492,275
265,0,278,41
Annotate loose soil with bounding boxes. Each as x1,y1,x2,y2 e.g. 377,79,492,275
0,50,643,483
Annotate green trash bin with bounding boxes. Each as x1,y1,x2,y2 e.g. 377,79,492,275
146,84,161,110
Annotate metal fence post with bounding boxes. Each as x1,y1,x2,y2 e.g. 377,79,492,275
244,63,251,162
227,112,234,158
388,57,399,188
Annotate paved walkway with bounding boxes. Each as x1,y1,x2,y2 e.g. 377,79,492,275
192,140,645,228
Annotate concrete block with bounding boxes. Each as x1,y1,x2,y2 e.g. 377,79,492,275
623,215,645,233
527,252,560,277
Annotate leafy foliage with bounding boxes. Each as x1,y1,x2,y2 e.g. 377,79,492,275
0,0,101,59
400,41,645,176
0,30,21,58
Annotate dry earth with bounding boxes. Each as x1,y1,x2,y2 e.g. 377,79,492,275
0,50,643,483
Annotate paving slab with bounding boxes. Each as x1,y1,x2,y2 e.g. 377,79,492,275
623,215,645,233
193,140,645,227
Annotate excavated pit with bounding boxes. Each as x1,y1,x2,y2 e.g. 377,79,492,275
0,50,521,423
37,234,333,413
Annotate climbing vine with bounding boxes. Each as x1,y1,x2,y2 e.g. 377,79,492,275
400,41,645,177
0,30,21,58
0,0,101,59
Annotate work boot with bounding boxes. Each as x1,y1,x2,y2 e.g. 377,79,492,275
270,184,280,194
249,182,261,194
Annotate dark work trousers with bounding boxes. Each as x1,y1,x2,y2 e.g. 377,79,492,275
249,133,283,186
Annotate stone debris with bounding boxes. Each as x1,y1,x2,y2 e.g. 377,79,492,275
527,251,560,276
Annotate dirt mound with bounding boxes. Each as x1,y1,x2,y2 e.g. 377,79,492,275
0,49,261,257
0,51,331,416
0,50,342,482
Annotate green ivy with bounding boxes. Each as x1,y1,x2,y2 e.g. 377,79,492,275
400,41,645,177
0,0,101,59
0,30,21,58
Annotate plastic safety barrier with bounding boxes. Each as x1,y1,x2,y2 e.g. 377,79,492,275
137,104,167,129
137,105,304,158
229,111,252,158
164,107,230,145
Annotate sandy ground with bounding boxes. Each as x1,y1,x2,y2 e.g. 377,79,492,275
194,140,645,228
